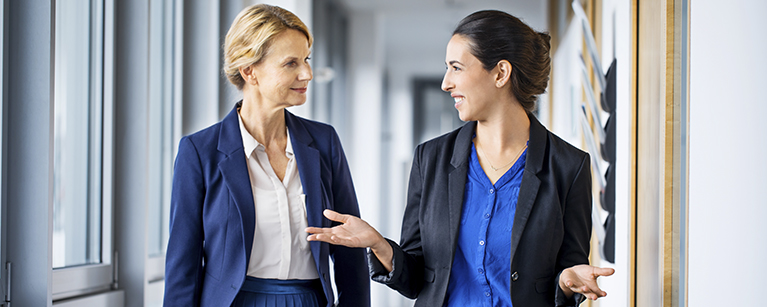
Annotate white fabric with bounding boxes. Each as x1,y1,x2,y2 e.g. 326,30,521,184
238,113,318,280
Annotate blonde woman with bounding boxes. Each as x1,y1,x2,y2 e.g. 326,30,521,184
163,5,370,307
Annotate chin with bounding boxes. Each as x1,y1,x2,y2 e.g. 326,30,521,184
290,99,307,107
457,112,473,122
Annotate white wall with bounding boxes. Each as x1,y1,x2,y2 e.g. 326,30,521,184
688,1,767,306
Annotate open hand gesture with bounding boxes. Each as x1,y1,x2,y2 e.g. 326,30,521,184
306,209,394,271
305,209,384,248
559,264,615,300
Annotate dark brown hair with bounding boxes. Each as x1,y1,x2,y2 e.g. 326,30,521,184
453,10,551,114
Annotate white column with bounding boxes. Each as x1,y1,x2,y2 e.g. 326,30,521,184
347,10,386,305
688,1,767,305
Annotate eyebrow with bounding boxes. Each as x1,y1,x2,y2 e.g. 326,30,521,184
447,60,463,66
281,52,312,61
280,56,304,63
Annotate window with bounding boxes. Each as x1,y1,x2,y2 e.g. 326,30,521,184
53,0,101,268
52,0,115,300
0,0,6,300
146,0,179,297
147,0,177,259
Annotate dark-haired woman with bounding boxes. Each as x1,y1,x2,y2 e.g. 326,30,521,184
306,9,612,307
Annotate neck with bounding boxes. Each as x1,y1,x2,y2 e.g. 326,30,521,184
239,95,287,146
474,100,531,151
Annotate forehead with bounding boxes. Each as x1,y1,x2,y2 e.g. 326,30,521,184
445,35,475,62
268,29,310,56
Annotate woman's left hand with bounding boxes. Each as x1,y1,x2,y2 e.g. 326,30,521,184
559,264,615,300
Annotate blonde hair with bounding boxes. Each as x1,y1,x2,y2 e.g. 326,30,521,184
223,4,313,90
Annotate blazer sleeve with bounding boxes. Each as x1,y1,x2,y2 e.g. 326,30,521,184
327,128,371,307
368,144,426,299
554,153,592,307
164,137,206,307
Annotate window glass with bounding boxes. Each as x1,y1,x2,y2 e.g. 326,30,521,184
53,0,102,268
147,0,175,257
1,0,5,277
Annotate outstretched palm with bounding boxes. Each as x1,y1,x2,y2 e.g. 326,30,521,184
559,264,615,300
306,209,384,249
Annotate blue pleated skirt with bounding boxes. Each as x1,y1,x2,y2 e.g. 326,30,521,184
232,276,326,307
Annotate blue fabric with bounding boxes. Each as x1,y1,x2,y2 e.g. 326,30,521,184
445,142,526,307
232,277,325,307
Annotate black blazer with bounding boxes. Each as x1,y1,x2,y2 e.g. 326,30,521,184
369,115,592,307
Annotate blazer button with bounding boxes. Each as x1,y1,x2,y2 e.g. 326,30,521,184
511,272,519,281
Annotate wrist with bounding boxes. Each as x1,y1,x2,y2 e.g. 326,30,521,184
369,235,394,272
370,235,389,254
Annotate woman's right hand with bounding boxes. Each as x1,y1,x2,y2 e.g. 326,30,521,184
306,209,394,271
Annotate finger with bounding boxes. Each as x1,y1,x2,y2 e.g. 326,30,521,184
305,226,333,234
323,209,350,223
564,280,574,289
306,233,335,243
581,289,599,301
594,267,616,277
307,232,358,247
582,283,608,298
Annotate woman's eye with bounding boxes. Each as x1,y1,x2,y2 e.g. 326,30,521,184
305,57,311,63
452,66,461,71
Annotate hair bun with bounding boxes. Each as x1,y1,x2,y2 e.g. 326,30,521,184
538,31,552,48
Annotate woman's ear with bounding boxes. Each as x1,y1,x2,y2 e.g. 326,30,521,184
495,60,512,88
239,64,258,86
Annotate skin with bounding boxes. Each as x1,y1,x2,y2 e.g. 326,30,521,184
238,29,312,181
306,34,614,301
441,34,530,184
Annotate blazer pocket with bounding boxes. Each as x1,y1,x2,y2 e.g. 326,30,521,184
423,267,435,283
535,275,555,293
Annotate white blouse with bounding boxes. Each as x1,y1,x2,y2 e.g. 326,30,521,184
238,113,319,280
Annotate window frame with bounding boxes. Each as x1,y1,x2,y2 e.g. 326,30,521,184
51,0,116,300
0,0,7,301
145,0,180,287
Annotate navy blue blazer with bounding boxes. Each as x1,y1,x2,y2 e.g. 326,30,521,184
164,103,370,307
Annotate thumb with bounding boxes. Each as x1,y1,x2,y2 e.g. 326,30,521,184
323,209,349,223
593,267,615,277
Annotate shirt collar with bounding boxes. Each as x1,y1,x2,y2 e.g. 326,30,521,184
237,111,293,157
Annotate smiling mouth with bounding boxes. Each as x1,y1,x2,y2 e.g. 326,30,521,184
292,87,307,94
454,97,465,107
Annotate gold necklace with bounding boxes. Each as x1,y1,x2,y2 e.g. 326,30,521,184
477,141,528,172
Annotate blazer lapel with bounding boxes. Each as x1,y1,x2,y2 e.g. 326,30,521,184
448,122,476,249
510,115,547,263
284,111,325,265
217,103,256,263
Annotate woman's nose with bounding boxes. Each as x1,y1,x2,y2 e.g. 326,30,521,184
441,72,452,92
300,63,313,81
